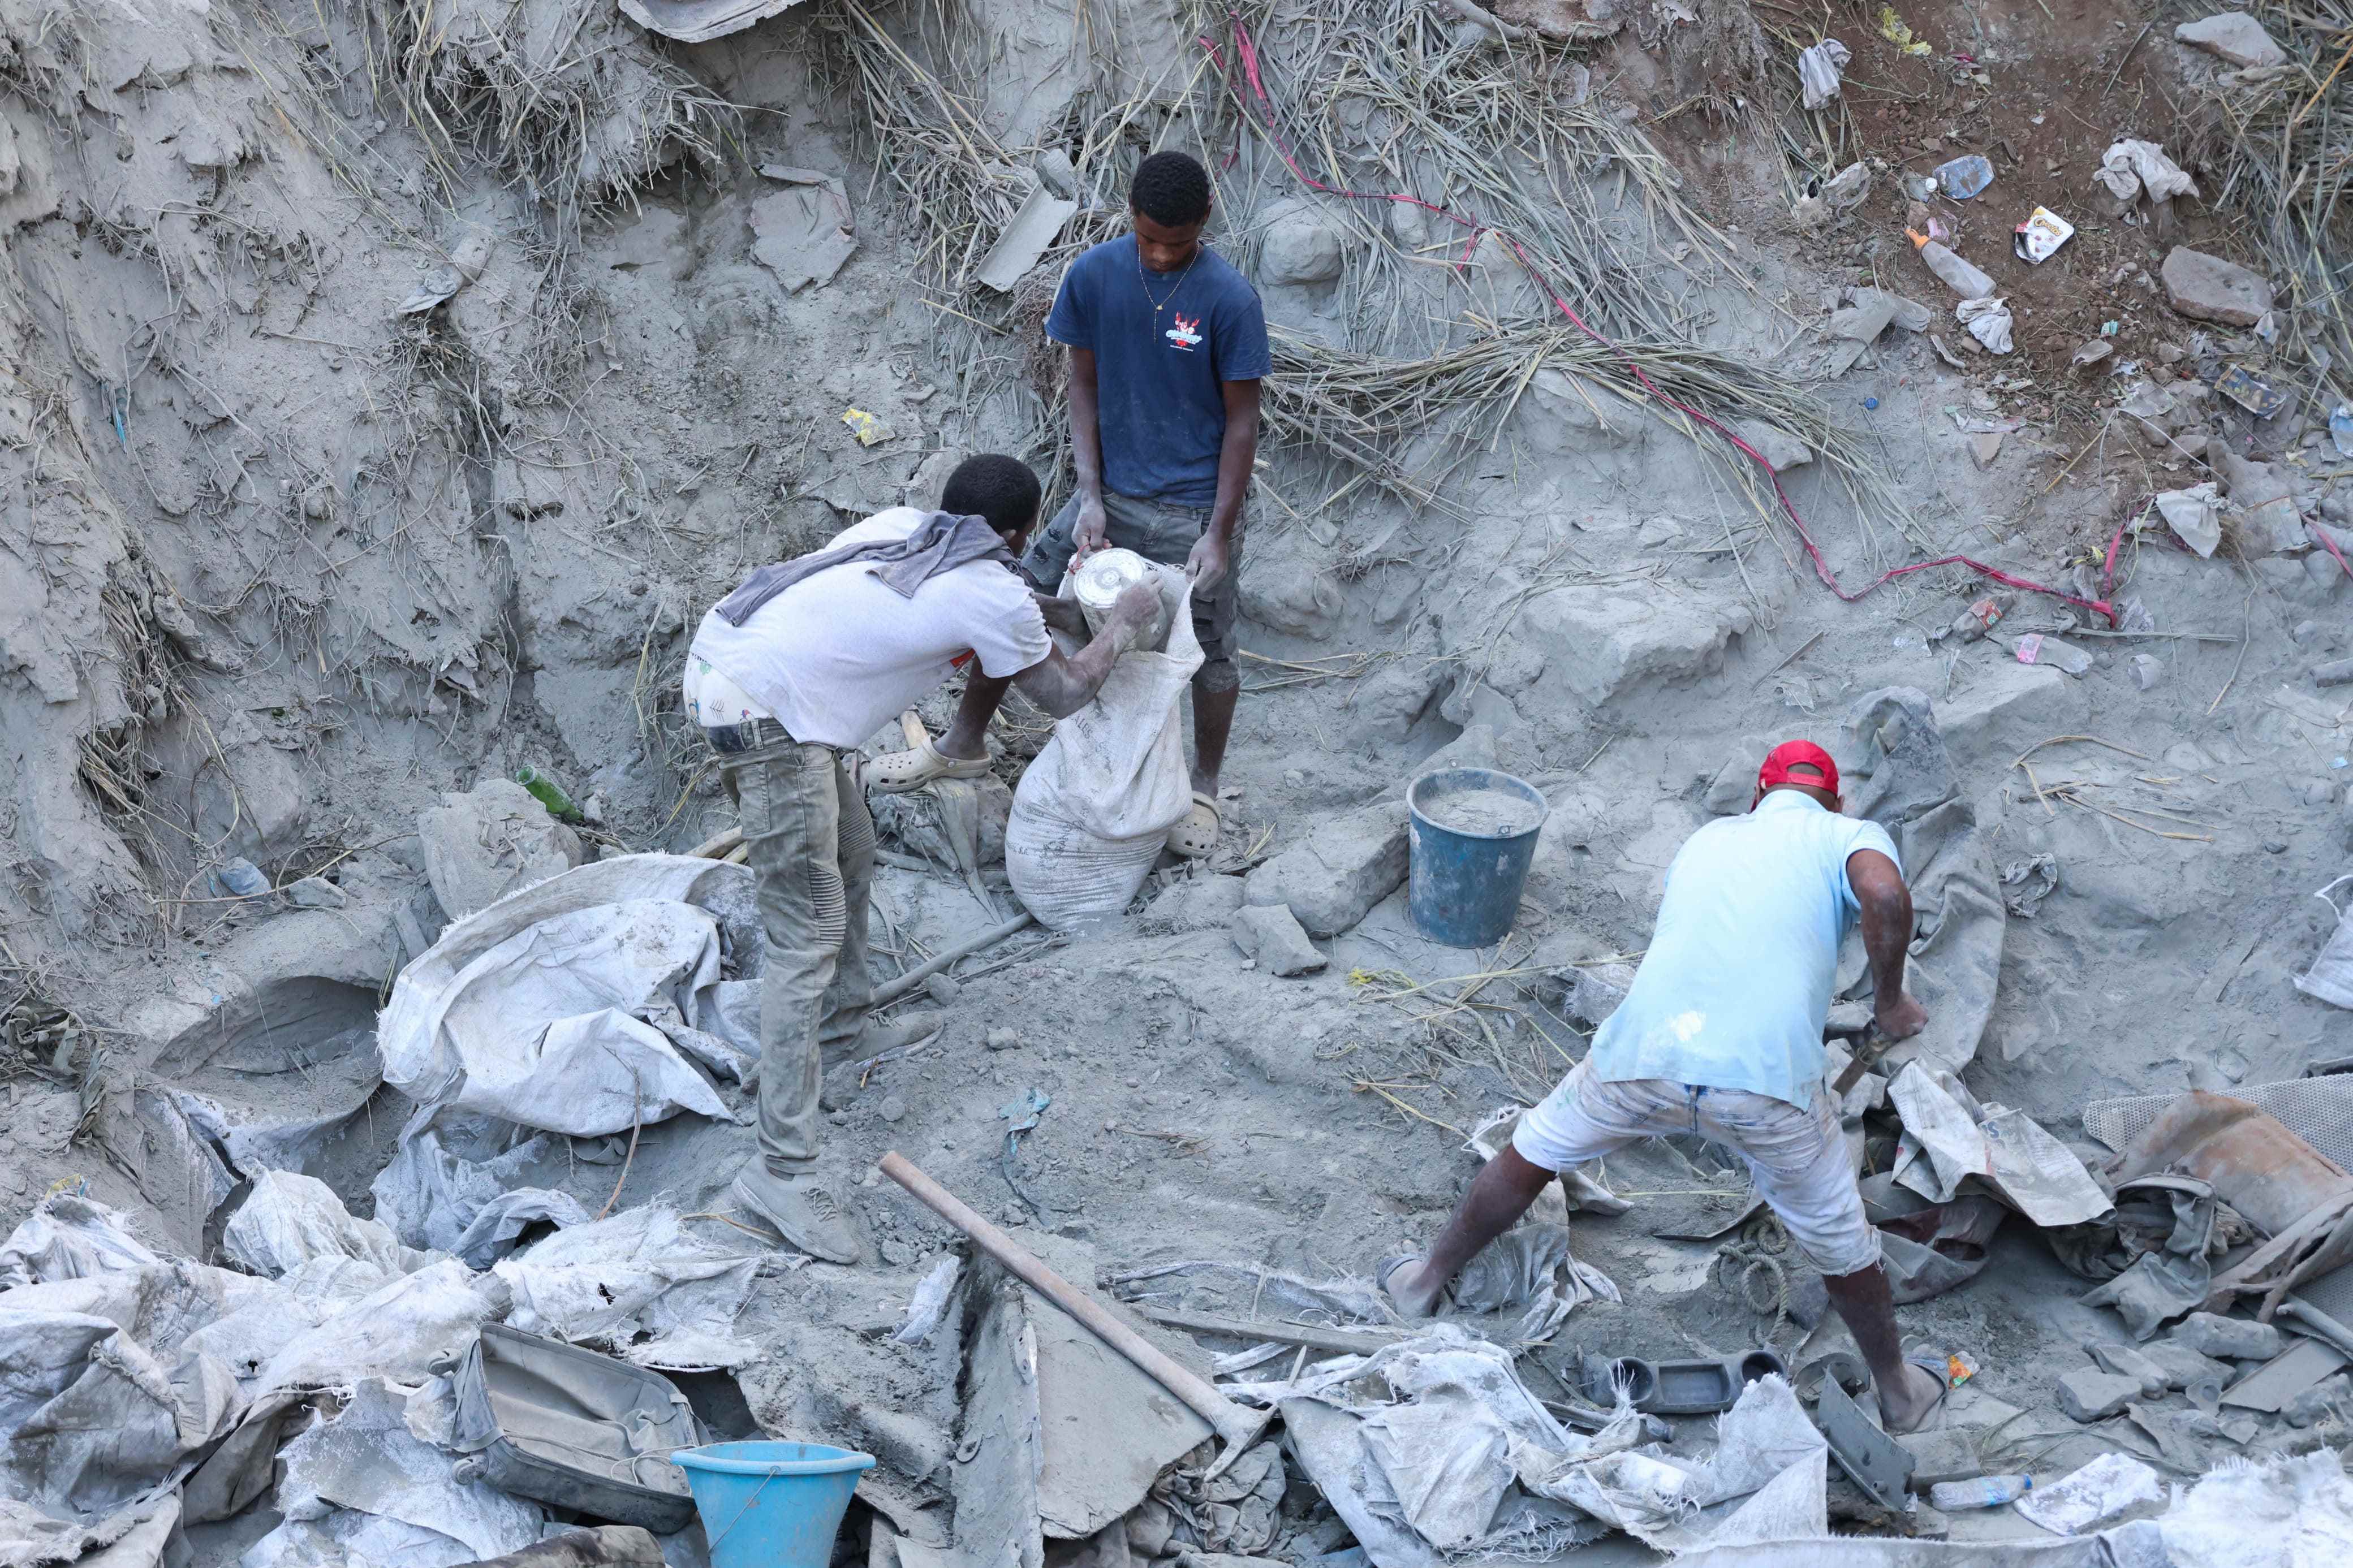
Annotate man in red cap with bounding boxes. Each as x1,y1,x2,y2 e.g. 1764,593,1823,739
1381,741,1949,1432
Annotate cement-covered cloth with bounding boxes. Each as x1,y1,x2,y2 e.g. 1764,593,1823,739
1841,688,2006,1078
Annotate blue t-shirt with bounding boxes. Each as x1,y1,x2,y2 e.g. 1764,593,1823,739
1045,236,1271,508
1585,790,1903,1110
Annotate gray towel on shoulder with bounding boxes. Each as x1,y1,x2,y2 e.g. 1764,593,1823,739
713,511,1012,627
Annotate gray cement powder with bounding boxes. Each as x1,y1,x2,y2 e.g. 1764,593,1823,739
1421,787,1544,837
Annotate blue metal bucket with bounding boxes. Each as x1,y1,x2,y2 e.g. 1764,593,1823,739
1407,767,1549,948
672,1441,875,1568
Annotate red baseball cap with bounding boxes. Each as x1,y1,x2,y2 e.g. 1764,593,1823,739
1757,740,1839,797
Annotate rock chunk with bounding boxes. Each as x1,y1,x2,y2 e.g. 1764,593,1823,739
2171,1311,2286,1362
1244,800,1408,938
2139,1339,2232,1398
1143,875,1248,934
2175,12,2287,68
419,779,585,921
2162,247,2275,327
2057,1368,2141,1423
1732,419,1812,473
2088,1342,2170,1398
1229,903,1326,977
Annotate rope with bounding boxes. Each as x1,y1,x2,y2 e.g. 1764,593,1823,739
1201,14,2118,627
1712,1213,1792,1343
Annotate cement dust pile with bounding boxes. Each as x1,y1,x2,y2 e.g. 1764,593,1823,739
4,2,2353,1567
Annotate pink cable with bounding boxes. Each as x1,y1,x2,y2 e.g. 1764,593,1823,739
2315,522,2353,579
1208,17,2118,625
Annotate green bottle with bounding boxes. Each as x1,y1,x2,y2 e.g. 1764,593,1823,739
515,764,585,824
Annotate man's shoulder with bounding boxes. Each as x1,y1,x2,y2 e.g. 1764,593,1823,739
848,506,924,541
1197,244,1262,303
1068,236,1131,279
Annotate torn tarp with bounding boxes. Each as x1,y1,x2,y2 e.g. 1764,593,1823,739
1841,689,2005,1078
372,1124,590,1267
376,855,763,1139
243,1379,545,1568
494,1206,762,1368
225,1169,445,1279
1885,1061,2112,1226
0,1192,164,1289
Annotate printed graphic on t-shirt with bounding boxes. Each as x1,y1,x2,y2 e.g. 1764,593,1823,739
1165,313,1203,351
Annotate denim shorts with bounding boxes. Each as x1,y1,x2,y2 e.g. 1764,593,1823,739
1019,489,1243,693
1514,1061,1880,1275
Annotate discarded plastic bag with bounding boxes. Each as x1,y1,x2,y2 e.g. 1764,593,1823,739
243,1379,544,1568
1005,575,1203,932
2153,483,2223,558
0,1192,163,1289
378,855,760,1138
493,1205,761,1367
2097,140,2199,208
225,1168,443,1280
2295,874,2353,1009
1886,1061,2111,1226
1797,40,1850,110
373,1125,589,1265
1957,295,2014,354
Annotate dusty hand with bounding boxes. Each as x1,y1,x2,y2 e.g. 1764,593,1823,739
1073,495,1109,559
1185,529,1230,594
1105,581,1160,647
1873,991,1929,1041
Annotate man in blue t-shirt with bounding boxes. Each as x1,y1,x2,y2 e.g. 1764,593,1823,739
872,152,1270,859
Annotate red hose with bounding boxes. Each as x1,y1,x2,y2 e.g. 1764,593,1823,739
1207,15,2118,625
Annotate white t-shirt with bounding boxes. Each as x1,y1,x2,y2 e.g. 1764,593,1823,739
1585,789,1902,1110
685,508,1051,749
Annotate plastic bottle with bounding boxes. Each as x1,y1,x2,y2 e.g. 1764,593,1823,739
1907,230,1996,300
515,764,585,824
1929,1475,2032,1511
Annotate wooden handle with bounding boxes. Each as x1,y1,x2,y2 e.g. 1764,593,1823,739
880,1152,1231,1427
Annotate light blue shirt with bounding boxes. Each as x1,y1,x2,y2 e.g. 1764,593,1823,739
1587,789,1901,1110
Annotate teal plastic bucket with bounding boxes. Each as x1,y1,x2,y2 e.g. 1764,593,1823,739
673,1442,876,1568
1406,767,1549,948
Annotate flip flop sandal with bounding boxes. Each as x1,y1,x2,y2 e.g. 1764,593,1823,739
1169,791,1221,859
869,737,992,794
1889,1351,1960,1435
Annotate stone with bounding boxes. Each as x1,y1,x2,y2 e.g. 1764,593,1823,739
1516,368,1649,453
2089,1342,2171,1398
1969,431,2003,470
2057,1368,2142,1423
1934,661,2086,765
1257,197,1348,286
1853,287,1934,333
925,974,962,1005
419,779,585,921
2171,1311,2287,1362
1238,558,1343,640
2293,619,2323,645
878,1094,907,1124
2284,1373,2353,1428
1142,875,1248,934
2162,247,2276,327
1229,902,1326,977
2132,654,2166,691
1829,296,1898,343
1244,798,1410,938
1509,581,1756,708
2306,552,2346,597
2139,1339,2232,1394
1703,735,1775,816
1731,419,1812,472
1898,1427,1984,1488
282,876,347,910
1636,517,1686,547
1407,724,1499,794
986,1028,1024,1052
2175,12,2287,68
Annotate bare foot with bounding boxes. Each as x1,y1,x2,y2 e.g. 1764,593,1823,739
1382,1257,1447,1319
1878,1362,1946,1433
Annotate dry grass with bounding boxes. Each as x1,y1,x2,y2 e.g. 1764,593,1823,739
2182,3,2353,405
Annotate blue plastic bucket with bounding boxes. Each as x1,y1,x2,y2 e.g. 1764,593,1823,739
1407,767,1549,948
672,1442,876,1568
